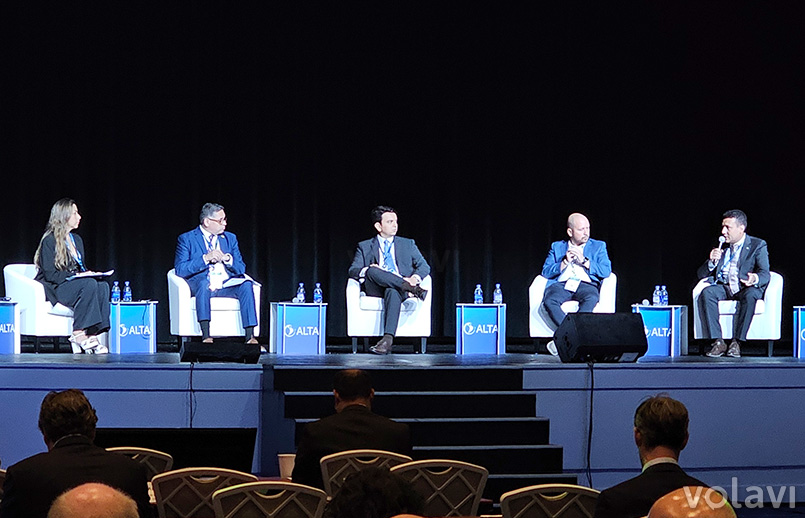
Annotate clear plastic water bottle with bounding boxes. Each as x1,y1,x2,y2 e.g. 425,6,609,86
660,285,668,306
493,283,503,304
473,284,483,304
313,282,323,303
652,285,661,306
296,283,306,303
111,281,121,302
122,281,132,302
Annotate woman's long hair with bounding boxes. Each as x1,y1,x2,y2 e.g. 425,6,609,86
34,198,77,271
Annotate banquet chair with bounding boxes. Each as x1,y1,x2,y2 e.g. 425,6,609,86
212,481,327,518
500,483,600,518
152,467,258,518
390,459,488,517
319,449,412,497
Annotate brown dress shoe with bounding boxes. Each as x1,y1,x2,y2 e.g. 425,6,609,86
370,334,393,355
246,337,259,345
706,338,727,357
726,340,741,358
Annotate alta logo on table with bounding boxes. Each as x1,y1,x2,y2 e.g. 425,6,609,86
462,322,498,335
0,323,14,333
644,326,671,338
119,324,152,337
284,325,320,338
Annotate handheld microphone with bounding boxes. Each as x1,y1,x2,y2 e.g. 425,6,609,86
717,236,726,249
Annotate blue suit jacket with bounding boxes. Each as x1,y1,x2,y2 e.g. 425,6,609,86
348,236,430,281
541,238,612,288
174,227,248,296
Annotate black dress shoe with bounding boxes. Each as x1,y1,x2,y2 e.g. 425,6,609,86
370,335,393,355
413,286,428,301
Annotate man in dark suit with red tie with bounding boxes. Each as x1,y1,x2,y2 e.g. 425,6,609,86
593,395,707,518
291,369,412,490
697,209,770,358
174,202,258,344
348,206,430,355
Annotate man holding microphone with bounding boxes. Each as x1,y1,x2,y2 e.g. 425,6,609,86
697,210,770,358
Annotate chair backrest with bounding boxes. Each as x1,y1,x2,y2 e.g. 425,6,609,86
390,459,488,517
212,481,327,518
107,446,175,479
500,484,600,518
152,467,258,518
320,449,412,497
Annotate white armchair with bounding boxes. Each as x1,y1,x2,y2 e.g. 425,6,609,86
346,275,432,353
529,273,617,337
3,264,74,351
692,271,783,356
167,269,261,339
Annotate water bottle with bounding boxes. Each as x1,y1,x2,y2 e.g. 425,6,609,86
122,281,132,302
111,281,121,303
313,282,323,303
473,284,483,304
660,285,668,306
296,283,306,303
493,283,503,304
652,285,661,306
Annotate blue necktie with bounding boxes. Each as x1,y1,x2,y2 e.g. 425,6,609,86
383,239,396,274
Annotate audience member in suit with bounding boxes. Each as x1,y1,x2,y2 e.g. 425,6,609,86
540,213,611,355
323,466,424,518
0,389,151,518
174,202,258,344
34,198,110,354
292,369,412,490
348,206,430,355
648,486,736,518
697,209,770,358
593,395,707,518
47,483,139,518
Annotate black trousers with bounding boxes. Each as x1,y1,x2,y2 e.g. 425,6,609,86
55,278,111,333
699,283,763,341
363,267,411,336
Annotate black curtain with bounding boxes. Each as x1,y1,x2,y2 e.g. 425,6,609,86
3,4,803,344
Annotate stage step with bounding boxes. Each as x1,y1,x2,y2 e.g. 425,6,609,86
284,391,538,419
412,445,564,474
273,366,574,502
273,367,524,392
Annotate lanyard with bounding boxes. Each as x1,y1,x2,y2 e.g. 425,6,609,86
67,234,86,271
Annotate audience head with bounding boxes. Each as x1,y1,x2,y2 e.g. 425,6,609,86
648,487,735,518
633,394,689,463
38,389,98,449
333,369,374,412
48,483,138,518
371,206,398,238
324,466,424,518
566,213,590,245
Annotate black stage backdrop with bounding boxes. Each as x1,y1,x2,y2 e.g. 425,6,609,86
2,4,803,346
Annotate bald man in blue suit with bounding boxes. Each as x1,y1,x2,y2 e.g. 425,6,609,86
175,203,258,343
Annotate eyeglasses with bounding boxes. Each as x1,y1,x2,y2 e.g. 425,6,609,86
208,217,227,224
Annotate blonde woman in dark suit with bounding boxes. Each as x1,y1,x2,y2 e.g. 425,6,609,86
34,198,109,354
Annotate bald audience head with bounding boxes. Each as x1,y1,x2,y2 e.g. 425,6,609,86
48,483,138,518
648,487,736,518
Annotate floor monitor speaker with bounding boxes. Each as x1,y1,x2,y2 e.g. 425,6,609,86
555,313,647,363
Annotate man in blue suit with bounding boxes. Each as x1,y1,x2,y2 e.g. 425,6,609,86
175,203,258,344
348,206,430,355
541,213,612,340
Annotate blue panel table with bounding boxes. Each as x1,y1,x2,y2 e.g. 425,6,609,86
270,302,327,354
110,301,158,354
631,304,688,357
0,300,21,354
794,306,805,359
455,304,506,354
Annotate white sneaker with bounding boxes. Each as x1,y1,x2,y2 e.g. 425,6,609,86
547,340,559,356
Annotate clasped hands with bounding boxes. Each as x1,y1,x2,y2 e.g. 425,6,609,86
563,248,588,269
204,249,229,264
